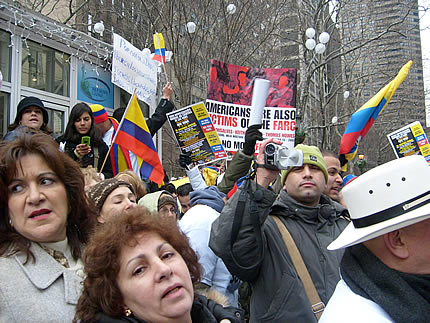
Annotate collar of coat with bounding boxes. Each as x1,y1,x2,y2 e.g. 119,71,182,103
270,190,349,224
13,242,82,304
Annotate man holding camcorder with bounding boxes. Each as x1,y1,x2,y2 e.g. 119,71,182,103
210,138,349,322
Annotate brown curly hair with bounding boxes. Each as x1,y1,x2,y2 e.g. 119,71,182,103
75,206,201,322
0,133,97,262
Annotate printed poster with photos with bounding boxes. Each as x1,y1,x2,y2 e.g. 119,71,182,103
206,59,297,153
387,121,430,164
167,102,227,165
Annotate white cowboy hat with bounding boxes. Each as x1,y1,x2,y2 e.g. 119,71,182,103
328,155,430,250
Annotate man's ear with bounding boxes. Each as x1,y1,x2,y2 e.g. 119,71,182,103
383,229,409,259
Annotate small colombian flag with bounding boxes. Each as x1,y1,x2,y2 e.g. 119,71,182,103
153,33,166,64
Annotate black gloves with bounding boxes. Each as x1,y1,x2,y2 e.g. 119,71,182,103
243,124,264,156
179,153,194,170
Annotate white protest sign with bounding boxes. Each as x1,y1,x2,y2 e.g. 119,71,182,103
112,33,157,105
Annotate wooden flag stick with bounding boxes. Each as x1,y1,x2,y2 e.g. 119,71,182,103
99,90,136,175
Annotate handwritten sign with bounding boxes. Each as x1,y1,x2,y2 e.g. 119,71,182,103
112,33,157,105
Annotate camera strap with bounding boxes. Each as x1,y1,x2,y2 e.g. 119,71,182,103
254,162,280,171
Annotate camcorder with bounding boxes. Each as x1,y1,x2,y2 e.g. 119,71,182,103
264,143,304,170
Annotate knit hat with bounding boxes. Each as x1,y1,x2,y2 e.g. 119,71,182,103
280,144,328,184
15,96,48,125
158,192,177,211
90,104,108,124
88,178,135,212
343,174,358,187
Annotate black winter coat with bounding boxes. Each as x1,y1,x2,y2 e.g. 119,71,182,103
93,294,244,323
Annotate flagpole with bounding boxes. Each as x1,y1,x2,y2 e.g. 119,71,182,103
99,90,137,174
155,31,169,83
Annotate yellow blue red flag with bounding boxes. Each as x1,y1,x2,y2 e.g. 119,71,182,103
153,33,166,64
114,93,164,184
339,60,413,171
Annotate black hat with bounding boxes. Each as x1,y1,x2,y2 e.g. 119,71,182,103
14,97,49,125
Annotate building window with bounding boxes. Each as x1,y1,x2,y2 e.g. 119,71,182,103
21,39,70,97
0,30,11,82
0,92,9,138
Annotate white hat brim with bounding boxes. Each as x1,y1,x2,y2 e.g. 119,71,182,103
328,203,430,250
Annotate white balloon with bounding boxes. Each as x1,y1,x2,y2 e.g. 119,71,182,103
305,38,316,50
319,32,330,44
142,48,151,56
94,22,105,34
343,90,350,99
227,3,237,14
186,21,196,34
315,43,326,54
332,116,338,124
306,27,316,39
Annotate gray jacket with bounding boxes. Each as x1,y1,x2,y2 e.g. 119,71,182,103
209,179,349,322
0,243,83,322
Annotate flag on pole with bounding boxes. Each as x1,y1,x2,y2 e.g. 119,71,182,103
153,33,166,64
114,93,164,184
339,60,413,171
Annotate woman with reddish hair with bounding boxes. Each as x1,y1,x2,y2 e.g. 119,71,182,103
75,206,244,322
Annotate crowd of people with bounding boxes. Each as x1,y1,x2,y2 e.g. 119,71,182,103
0,91,429,323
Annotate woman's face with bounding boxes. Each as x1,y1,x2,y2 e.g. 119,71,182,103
74,111,92,135
117,232,194,322
98,186,136,223
20,106,44,129
7,154,69,243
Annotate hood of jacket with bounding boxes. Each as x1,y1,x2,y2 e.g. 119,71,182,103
138,190,168,213
190,186,226,213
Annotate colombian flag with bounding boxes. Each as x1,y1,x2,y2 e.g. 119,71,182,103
153,33,166,64
339,61,413,171
114,94,164,184
109,117,133,175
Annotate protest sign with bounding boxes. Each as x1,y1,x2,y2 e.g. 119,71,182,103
112,33,157,106
207,60,297,153
387,121,430,163
167,102,227,164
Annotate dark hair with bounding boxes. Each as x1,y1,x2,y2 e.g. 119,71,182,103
112,107,126,122
59,102,103,146
75,206,201,321
321,149,339,160
161,182,177,195
0,133,97,262
177,183,193,197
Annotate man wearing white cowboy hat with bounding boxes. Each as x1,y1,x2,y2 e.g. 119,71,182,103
320,155,430,323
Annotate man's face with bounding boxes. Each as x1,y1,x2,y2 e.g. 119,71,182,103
95,119,111,136
178,194,191,214
283,164,326,207
323,156,343,202
401,218,430,274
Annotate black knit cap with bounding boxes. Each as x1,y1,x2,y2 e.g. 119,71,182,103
14,97,49,125
88,178,136,212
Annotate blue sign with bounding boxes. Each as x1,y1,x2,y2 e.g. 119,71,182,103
77,61,114,109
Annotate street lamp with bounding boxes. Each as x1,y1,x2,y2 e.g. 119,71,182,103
305,27,329,55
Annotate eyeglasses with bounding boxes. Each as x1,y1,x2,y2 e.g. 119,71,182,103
159,205,178,218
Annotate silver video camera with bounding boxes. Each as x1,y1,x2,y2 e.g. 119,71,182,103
264,143,304,170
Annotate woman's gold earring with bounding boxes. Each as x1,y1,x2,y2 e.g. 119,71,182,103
124,308,132,317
